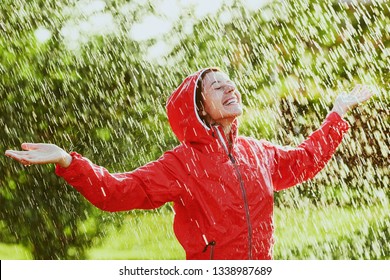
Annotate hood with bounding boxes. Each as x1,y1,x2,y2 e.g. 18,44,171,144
166,68,209,144
166,68,238,147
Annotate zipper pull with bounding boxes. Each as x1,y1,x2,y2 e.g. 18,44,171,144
203,240,216,260
228,153,236,163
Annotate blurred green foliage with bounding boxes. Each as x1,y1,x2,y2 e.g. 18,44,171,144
0,0,176,259
0,0,388,259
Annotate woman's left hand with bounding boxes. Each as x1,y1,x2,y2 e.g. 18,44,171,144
331,85,374,117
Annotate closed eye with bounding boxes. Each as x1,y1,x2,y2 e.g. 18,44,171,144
226,80,236,87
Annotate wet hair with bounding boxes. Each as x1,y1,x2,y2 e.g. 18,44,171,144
195,67,220,123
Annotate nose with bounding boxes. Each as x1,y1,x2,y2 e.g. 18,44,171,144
224,84,235,94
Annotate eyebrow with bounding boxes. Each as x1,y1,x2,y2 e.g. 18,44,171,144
210,80,220,87
210,79,233,87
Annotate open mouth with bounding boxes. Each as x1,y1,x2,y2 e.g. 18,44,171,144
223,97,238,106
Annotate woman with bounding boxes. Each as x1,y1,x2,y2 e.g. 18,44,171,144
5,67,373,260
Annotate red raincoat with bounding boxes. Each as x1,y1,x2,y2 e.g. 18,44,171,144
55,68,350,259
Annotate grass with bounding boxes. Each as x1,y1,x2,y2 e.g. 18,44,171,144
0,243,32,260
1,203,388,260
273,203,389,259
86,210,185,260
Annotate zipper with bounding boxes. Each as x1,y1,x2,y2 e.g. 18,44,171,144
203,240,216,259
214,127,253,259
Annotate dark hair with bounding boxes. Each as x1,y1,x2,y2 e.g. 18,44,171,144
195,67,220,122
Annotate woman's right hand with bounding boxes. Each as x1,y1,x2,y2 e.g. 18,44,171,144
5,143,72,168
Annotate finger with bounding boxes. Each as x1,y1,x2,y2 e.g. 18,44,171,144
5,150,31,157
6,152,41,165
6,151,41,162
350,84,363,95
21,143,42,151
357,91,373,103
20,159,32,166
352,86,373,98
353,85,369,94
355,87,373,99
5,152,30,163
5,151,22,159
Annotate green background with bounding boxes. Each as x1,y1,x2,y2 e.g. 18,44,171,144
0,0,388,259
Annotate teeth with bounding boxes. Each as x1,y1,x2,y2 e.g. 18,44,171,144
225,99,237,105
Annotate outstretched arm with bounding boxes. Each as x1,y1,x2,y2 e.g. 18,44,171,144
267,85,374,191
5,144,182,212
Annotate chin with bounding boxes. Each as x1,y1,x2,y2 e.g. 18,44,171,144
226,110,243,119
232,107,243,117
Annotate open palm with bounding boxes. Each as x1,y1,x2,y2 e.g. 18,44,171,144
332,85,374,116
5,143,71,167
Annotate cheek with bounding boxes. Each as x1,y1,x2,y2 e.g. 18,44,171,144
204,96,220,111
236,92,242,103
204,102,217,116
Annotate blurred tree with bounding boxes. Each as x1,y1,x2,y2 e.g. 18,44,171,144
0,0,176,259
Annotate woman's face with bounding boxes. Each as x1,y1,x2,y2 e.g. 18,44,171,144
201,71,243,125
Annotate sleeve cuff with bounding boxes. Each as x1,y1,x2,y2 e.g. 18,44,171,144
326,111,350,132
55,151,83,177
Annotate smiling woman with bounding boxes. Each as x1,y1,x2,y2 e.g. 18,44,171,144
203,72,242,126
5,67,374,260
195,68,243,139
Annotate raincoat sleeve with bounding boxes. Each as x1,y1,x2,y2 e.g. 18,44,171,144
55,151,183,212
263,112,350,191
